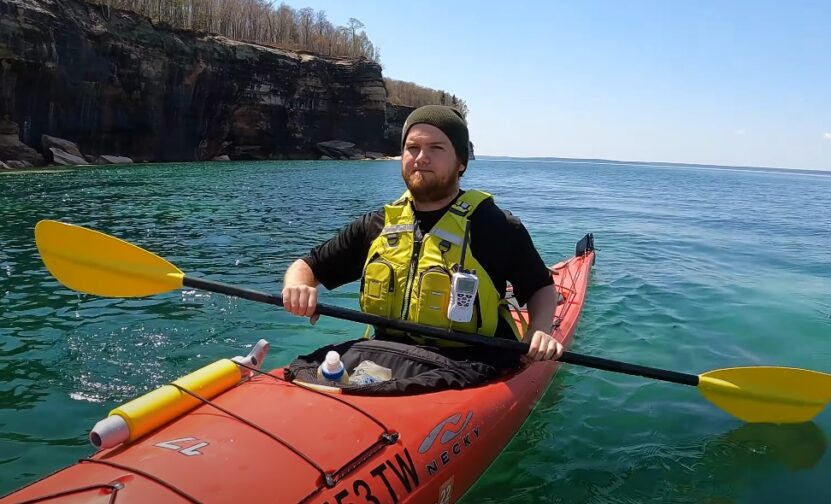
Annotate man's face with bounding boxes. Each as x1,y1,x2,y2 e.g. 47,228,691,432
401,124,464,203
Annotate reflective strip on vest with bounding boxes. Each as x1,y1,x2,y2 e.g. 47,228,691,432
431,228,463,246
381,224,416,235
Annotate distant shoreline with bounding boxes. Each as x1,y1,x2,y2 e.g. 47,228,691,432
477,155,830,176
0,157,401,174
3,156,826,177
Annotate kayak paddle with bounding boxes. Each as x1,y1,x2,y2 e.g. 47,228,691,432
34,219,831,424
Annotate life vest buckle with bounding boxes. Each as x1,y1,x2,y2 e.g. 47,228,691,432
449,200,472,216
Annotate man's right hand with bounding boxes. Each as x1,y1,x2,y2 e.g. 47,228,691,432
281,284,320,325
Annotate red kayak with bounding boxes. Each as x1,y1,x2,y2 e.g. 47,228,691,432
4,236,594,504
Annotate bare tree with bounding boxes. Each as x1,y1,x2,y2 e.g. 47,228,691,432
347,17,364,57
87,0,382,62
297,7,313,47
385,78,469,117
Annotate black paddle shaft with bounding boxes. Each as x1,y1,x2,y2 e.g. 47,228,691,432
183,276,700,387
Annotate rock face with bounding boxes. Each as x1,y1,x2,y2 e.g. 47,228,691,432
385,104,412,150
0,0,411,162
0,116,44,165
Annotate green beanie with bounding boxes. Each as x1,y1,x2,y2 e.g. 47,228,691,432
401,105,469,167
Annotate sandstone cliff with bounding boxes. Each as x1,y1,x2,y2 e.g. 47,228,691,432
0,0,410,163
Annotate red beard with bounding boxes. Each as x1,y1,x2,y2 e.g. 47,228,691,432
404,169,459,203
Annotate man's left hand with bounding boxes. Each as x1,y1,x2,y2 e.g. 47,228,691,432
523,330,564,361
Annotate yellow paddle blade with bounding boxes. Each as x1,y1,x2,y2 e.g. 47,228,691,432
34,220,184,297
699,367,831,424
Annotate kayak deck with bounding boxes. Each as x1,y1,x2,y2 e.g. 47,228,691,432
4,246,594,504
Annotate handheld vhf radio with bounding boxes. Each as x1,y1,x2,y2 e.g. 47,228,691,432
447,220,478,323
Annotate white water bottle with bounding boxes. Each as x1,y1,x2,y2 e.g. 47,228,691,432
317,351,349,385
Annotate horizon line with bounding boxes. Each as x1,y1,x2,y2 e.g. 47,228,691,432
475,154,830,175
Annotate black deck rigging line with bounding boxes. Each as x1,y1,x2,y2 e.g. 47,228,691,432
15,483,121,504
553,257,580,325
234,362,402,499
235,361,395,435
332,432,400,483
296,432,400,504
79,459,202,503
167,382,336,486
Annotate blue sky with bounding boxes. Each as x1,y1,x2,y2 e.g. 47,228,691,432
309,1,830,170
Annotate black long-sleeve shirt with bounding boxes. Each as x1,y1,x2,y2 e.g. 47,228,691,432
303,192,553,314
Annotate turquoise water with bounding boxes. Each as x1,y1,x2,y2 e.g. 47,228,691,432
1,159,830,502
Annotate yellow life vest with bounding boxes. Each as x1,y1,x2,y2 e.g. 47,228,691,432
359,190,523,345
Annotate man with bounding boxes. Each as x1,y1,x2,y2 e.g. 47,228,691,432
282,105,563,362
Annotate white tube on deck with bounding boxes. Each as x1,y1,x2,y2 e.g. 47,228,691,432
90,414,129,449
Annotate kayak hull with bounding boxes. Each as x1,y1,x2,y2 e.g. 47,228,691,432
4,248,594,504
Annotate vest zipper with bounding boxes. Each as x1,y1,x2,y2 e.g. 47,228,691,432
399,235,423,320
474,294,482,331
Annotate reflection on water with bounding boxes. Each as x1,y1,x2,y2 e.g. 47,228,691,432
719,421,826,471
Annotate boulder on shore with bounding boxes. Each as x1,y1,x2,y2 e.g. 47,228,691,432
95,155,134,164
316,140,365,160
42,135,83,158
0,117,44,166
6,160,33,169
49,147,87,166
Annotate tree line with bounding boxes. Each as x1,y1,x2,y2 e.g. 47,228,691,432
88,1,468,114
90,0,380,61
385,78,469,118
